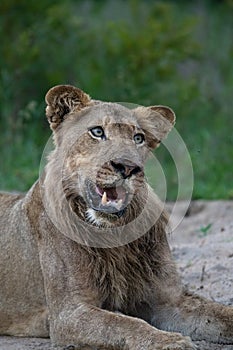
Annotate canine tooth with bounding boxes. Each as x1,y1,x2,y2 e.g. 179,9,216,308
101,191,107,205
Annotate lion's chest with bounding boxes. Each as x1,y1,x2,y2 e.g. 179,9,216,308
89,248,154,312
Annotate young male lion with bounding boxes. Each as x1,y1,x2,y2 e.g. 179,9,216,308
0,85,232,349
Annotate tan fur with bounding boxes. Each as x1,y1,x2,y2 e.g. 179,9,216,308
0,85,232,349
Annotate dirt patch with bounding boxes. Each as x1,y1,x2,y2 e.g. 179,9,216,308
168,200,233,350
1,200,233,350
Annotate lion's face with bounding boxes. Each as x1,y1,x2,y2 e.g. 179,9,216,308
45,85,175,227
61,105,149,225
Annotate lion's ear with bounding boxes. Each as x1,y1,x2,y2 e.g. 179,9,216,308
134,105,176,149
45,85,91,130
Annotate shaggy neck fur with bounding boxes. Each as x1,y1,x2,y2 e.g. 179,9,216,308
76,210,171,313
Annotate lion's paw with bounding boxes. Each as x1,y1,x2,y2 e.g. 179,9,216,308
131,331,196,350
153,333,196,350
159,337,196,350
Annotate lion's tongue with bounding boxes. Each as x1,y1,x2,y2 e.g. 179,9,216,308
96,185,126,209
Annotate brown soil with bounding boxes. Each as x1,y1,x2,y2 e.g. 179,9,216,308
1,200,233,350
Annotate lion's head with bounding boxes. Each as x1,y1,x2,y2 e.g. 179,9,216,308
43,85,175,234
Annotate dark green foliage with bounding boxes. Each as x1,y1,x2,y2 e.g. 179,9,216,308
0,0,232,199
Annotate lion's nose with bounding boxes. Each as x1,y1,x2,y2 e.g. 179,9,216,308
110,159,143,179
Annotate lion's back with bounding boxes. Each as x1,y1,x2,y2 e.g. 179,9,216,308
0,189,48,337
0,191,23,208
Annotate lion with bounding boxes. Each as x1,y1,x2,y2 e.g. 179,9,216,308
0,84,232,350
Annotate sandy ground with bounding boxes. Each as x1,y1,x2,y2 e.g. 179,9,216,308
1,200,233,350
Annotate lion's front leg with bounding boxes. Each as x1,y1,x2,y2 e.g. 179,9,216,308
152,291,233,344
51,303,195,350
38,229,195,349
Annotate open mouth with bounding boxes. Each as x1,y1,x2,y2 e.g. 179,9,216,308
86,181,129,216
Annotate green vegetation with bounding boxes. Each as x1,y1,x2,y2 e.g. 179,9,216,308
0,0,232,199
199,223,212,237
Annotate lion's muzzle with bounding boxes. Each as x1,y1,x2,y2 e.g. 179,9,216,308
86,159,144,217
86,180,129,215
110,159,143,179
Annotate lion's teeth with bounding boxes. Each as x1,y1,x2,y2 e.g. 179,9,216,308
101,191,107,205
117,199,123,208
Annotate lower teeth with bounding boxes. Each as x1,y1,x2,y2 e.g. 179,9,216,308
101,191,123,210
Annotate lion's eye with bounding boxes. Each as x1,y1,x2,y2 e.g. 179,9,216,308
133,133,145,145
89,126,106,140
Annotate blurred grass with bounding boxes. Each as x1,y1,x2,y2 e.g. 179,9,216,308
0,0,232,199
